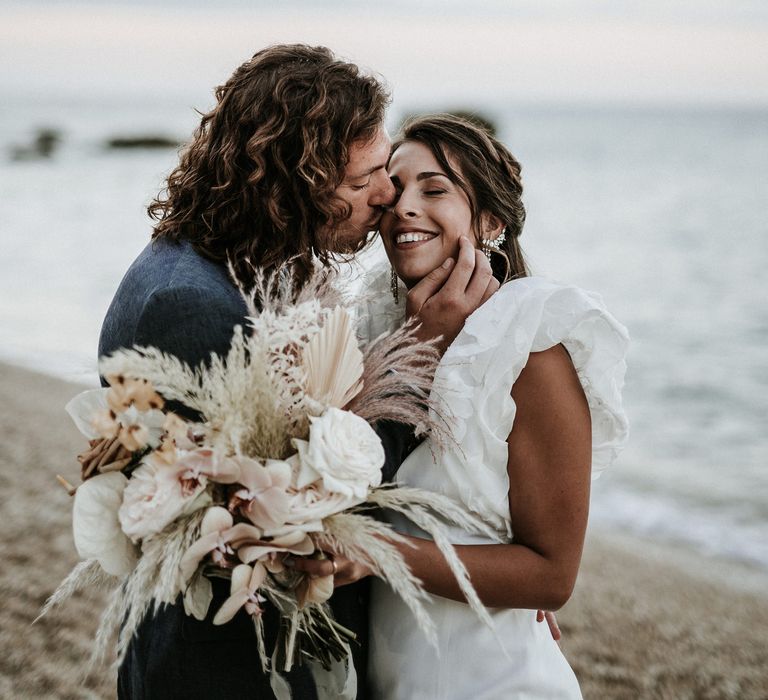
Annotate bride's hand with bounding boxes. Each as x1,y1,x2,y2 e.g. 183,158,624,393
285,551,374,588
407,236,499,353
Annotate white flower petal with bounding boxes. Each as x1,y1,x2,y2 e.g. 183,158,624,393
291,439,322,489
231,564,254,592
65,389,109,440
118,462,197,542
296,408,384,498
72,472,137,576
200,506,234,536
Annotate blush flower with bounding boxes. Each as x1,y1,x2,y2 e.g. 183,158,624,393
104,374,164,413
230,457,293,532
230,526,314,565
287,483,360,529
179,506,236,587
117,458,209,543
176,448,240,490
212,563,268,625
65,388,165,450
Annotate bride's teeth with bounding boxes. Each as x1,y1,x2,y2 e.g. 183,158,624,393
396,232,433,244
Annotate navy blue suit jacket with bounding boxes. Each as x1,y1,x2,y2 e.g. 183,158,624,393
100,239,411,699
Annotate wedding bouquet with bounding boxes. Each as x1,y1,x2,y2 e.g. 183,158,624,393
44,267,497,690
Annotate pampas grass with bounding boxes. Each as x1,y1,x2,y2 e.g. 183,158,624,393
368,488,498,632
317,512,438,645
99,264,446,459
100,325,297,460
114,510,205,663
64,508,209,672
35,559,115,624
346,319,444,440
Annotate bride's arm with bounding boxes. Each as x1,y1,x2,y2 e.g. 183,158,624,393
291,344,592,611
389,344,592,610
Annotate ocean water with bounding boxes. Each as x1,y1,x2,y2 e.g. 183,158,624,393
1,96,766,570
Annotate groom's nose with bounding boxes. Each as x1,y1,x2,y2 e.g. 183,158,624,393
391,188,420,219
369,170,396,207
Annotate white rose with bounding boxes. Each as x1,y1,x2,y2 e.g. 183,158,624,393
293,408,384,499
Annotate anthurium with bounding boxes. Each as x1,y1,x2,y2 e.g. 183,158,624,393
72,471,138,576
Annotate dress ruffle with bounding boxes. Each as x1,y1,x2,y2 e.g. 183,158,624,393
358,269,629,537
431,277,629,534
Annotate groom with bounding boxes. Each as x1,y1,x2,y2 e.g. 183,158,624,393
100,44,498,699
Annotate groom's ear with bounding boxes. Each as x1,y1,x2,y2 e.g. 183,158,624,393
480,213,504,241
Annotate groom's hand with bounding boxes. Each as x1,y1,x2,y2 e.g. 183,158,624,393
406,236,499,353
537,610,562,643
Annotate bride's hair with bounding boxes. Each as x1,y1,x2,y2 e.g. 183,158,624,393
149,44,389,286
392,114,528,283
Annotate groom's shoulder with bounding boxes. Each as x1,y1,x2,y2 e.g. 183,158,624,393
126,238,237,297
99,238,249,366
114,238,248,315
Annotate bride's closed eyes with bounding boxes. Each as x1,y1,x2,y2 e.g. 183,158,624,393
389,174,453,201
390,187,448,202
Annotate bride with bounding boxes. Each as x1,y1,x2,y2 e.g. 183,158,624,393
364,114,628,699
294,113,628,698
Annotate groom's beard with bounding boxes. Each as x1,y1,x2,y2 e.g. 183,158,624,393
329,228,378,256
326,214,384,255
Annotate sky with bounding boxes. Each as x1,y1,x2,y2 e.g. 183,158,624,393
1,0,767,110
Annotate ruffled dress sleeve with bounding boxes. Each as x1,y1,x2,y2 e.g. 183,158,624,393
429,276,629,535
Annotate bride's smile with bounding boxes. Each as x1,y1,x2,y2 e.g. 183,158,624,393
380,140,475,288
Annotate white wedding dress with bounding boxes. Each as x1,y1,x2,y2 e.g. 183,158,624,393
358,271,630,700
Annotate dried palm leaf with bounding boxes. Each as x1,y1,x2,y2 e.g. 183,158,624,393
304,307,364,409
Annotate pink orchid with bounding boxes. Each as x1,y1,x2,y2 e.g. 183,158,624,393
228,524,315,565
230,457,293,532
213,563,268,625
179,507,236,585
162,413,200,451
180,510,314,586
175,448,241,494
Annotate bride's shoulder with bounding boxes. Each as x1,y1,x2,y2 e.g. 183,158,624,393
466,275,627,343
480,275,601,310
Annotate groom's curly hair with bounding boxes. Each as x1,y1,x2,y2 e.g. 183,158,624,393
149,44,389,286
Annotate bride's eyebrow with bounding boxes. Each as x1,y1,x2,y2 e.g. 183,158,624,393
388,172,450,187
417,171,449,181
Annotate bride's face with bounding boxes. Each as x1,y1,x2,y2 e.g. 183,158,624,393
380,141,474,288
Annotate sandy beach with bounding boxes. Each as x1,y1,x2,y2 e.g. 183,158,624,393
1,361,767,699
